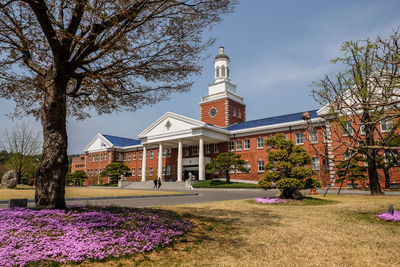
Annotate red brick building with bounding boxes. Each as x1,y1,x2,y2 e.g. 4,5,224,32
72,47,399,188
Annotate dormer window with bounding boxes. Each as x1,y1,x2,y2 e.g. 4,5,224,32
216,67,219,77
221,66,225,77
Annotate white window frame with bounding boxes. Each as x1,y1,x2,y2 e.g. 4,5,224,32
167,148,171,158
149,167,153,176
184,147,189,156
381,119,393,133
236,140,242,151
244,139,250,150
192,146,199,155
100,154,103,161
311,157,320,170
150,150,154,159
214,143,220,153
133,152,136,160
344,151,353,160
205,144,211,154
232,107,236,117
342,121,353,136
309,130,318,144
238,109,241,118
139,168,142,176
245,162,251,172
228,141,234,152
139,151,143,160
323,130,328,142
257,137,264,149
257,161,264,172
132,168,136,176
295,132,304,145
360,124,366,135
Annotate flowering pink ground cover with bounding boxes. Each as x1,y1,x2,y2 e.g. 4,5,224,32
376,210,400,222
255,198,288,204
0,206,193,266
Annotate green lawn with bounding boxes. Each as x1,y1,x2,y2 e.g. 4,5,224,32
193,179,259,188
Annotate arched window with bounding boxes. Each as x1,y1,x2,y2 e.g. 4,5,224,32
215,67,220,77
221,66,226,77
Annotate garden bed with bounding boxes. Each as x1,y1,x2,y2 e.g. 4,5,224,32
0,206,193,266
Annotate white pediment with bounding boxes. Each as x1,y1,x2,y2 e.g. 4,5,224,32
138,112,205,138
84,133,113,152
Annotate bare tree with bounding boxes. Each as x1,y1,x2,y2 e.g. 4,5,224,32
0,0,236,208
312,36,400,196
1,122,41,184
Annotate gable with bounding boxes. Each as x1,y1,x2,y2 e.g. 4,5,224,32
86,136,111,152
138,112,205,138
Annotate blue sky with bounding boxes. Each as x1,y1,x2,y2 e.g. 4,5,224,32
1,0,400,154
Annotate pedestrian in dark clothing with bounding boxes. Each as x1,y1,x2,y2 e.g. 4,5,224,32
153,179,158,189
157,177,162,189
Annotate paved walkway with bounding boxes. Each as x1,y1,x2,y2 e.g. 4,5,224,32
65,188,273,208
2,188,399,209
0,188,273,208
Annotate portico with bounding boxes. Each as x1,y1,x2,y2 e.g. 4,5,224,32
137,112,230,182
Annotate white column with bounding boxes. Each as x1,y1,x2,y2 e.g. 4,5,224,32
158,143,163,180
199,137,205,180
177,140,183,181
141,146,147,182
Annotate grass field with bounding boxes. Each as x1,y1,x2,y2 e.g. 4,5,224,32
0,187,185,200
193,180,259,188
74,195,400,266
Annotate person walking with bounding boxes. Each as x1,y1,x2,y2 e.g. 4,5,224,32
153,178,158,189
157,177,162,189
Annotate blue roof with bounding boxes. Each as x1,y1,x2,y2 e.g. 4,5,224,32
102,134,141,147
226,110,319,131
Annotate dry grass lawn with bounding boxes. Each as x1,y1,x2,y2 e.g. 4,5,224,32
0,187,185,200
74,195,400,267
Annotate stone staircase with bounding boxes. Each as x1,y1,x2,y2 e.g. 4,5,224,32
119,180,194,190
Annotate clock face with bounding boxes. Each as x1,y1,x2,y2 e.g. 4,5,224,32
209,107,217,117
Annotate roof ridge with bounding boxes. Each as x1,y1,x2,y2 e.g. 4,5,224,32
101,133,139,140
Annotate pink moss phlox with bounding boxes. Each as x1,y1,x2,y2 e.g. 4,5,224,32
376,210,400,222
0,206,193,266
255,198,288,204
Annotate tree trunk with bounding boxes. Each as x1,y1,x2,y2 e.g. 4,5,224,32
223,169,230,183
364,115,383,196
384,168,391,189
35,72,68,209
365,149,382,195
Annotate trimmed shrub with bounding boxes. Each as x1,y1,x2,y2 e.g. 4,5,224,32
304,177,321,189
276,178,304,199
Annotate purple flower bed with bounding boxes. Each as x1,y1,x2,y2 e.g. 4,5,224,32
255,198,288,204
0,206,193,266
376,210,400,222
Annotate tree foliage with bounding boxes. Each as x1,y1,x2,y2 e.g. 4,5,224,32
0,0,236,208
100,162,130,184
312,33,400,196
66,170,87,186
258,134,314,198
206,152,248,183
336,156,367,189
